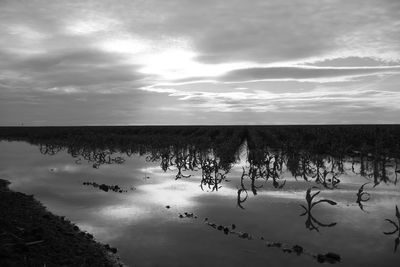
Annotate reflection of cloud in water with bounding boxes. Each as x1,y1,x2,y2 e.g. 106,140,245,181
91,180,208,227
138,180,201,207
138,166,165,174
48,164,81,173
99,205,149,221
257,190,305,200
138,179,239,207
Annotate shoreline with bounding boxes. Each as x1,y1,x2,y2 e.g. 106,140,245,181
0,179,124,267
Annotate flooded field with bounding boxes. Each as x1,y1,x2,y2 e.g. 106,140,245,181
1,126,400,266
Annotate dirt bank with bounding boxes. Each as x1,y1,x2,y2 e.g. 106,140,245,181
0,179,125,267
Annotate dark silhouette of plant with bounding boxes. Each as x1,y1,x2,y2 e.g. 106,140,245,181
82,181,134,193
246,162,264,195
356,182,371,212
237,167,249,209
268,154,286,189
312,157,325,184
395,159,399,185
383,205,400,252
296,154,314,181
300,187,337,232
174,153,192,180
2,125,400,207
200,157,226,192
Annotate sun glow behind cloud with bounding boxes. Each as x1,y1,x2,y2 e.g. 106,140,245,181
99,35,251,80
99,37,149,54
138,50,251,80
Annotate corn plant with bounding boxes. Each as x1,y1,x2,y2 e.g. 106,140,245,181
300,187,337,232
356,182,370,212
383,205,400,252
237,167,249,209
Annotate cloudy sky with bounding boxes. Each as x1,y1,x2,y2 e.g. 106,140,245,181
1,0,400,125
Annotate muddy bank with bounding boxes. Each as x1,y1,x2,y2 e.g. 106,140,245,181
0,179,124,267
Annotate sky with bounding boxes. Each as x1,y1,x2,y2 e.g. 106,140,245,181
1,0,400,125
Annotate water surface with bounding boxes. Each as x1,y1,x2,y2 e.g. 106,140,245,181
1,126,400,266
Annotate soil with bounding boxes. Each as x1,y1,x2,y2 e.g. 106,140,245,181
0,179,125,267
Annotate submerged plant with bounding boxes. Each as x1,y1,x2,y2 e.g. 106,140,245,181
300,187,337,232
356,182,371,212
383,205,400,252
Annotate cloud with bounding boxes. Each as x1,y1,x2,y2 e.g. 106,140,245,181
307,56,400,67
147,0,400,64
0,44,152,91
1,0,400,124
220,65,400,83
141,80,400,115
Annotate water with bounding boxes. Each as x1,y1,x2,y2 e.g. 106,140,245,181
1,126,400,266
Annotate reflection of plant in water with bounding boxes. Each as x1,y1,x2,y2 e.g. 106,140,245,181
237,167,249,209
39,143,63,155
145,145,233,191
174,153,192,180
312,157,325,184
353,153,398,187
21,126,400,190
39,143,126,169
310,156,341,189
289,153,314,182
247,149,286,189
72,148,125,169
3,125,400,209
395,159,399,185
322,169,341,189
247,163,264,195
147,148,200,180
300,187,337,232
287,153,342,188
236,155,288,209
308,157,340,189
200,157,227,192
383,205,400,252
268,153,286,189
145,149,175,172
356,182,371,212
